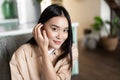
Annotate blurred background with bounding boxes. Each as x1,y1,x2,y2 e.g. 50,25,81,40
0,0,110,39
1,0,120,80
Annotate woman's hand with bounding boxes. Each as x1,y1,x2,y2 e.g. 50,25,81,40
33,23,57,80
32,23,49,55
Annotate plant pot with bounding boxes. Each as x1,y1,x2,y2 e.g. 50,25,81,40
100,37,118,51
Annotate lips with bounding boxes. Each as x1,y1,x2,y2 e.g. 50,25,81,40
54,40,62,45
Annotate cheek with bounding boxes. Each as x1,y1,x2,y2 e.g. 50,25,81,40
63,33,68,40
46,30,54,39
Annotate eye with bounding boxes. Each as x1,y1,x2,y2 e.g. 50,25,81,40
51,27,58,31
63,29,68,33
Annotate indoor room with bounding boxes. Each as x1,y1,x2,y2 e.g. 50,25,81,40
0,0,120,80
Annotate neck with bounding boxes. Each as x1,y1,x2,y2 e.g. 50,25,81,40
48,46,54,51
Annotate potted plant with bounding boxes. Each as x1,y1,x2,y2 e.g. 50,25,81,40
83,16,104,50
91,16,120,51
91,16,104,32
101,17,120,51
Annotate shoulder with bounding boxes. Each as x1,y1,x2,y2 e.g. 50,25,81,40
12,43,33,58
16,43,32,52
10,43,35,66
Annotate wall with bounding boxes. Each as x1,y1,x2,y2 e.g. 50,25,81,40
100,0,110,36
100,0,110,21
63,0,101,40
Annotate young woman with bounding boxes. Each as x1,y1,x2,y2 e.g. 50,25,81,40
10,4,78,80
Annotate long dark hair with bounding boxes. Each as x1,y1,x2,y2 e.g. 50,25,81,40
27,4,73,70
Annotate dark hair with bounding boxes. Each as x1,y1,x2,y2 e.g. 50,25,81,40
27,4,73,70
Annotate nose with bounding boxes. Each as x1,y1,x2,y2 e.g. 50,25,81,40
56,31,63,39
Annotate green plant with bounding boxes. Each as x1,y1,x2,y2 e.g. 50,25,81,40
106,17,120,37
91,16,120,38
91,16,104,31
36,0,43,3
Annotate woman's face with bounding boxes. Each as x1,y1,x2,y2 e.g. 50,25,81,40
44,16,69,50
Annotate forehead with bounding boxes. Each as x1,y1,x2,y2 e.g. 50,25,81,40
46,16,68,28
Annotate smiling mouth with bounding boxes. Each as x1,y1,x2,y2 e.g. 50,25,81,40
54,40,62,45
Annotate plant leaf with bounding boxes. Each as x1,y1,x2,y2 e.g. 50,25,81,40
36,0,42,3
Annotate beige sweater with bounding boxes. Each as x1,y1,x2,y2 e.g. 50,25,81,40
10,43,78,80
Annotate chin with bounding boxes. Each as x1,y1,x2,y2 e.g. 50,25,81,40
51,45,61,50
53,46,60,49
49,42,62,49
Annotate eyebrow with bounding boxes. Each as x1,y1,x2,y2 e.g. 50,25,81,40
51,24,68,29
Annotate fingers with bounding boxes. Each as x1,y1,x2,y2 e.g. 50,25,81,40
32,23,40,35
43,30,49,43
32,23,49,45
43,30,47,40
32,23,43,39
37,24,43,39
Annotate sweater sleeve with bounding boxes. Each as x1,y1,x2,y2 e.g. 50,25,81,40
9,45,31,80
10,52,23,80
